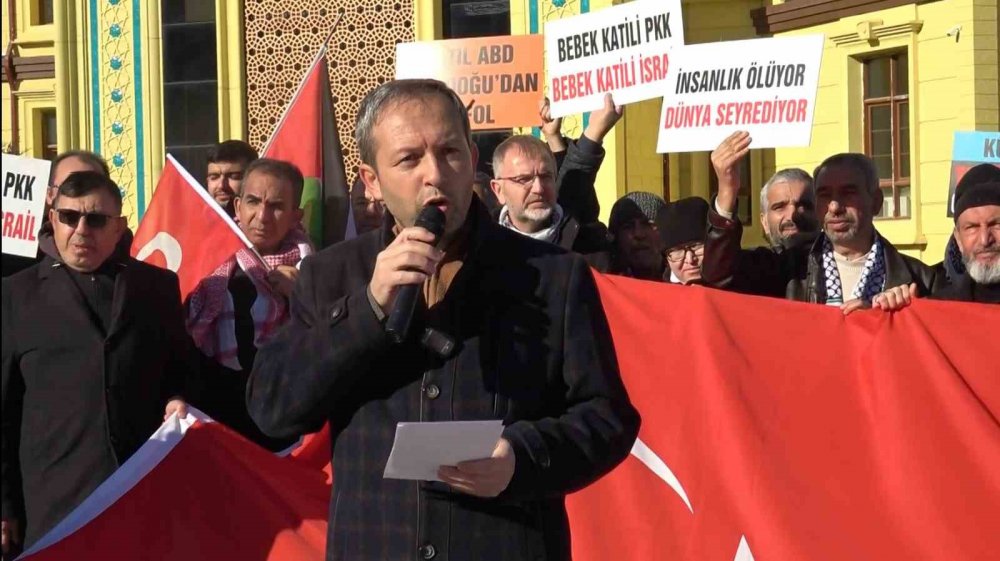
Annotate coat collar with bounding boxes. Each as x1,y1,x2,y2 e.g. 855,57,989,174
37,253,138,340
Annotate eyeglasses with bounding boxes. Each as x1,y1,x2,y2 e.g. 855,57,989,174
53,209,121,229
495,172,555,187
666,243,705,263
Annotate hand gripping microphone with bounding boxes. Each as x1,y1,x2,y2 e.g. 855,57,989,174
385,205,446,344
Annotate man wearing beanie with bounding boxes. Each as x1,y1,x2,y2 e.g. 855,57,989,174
589,191,668,280
657,197,710,285
934,163,1000,284
933,179,1000,303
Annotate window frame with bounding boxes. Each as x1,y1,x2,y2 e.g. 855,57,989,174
862,51,910,220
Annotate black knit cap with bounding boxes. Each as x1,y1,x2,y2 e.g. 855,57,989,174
954,181,1000,221
656,197,710,251
608,191,667,234
954,163,1000,221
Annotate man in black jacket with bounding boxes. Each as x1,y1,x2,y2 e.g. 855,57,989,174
2,150,110,278
247,79,639,561
491,134,609,255
702,133,941,310
932,180,1000,303
2,172,191,554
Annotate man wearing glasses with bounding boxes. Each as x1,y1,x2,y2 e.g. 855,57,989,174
656,197,710,285
2,171,191,554
2,151,111,278
490,135,608,255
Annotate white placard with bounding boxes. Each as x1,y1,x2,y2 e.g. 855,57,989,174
656,35,825,153
545,0,684,118
2,153,51,258
383,420,504,482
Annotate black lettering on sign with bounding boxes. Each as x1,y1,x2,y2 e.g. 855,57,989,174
2,172,36,201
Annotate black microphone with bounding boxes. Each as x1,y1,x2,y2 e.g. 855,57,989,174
385,205,446,343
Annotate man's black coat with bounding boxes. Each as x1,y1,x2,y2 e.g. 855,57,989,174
248,202,640,561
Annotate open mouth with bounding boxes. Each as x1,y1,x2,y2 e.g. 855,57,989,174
423,196,450,214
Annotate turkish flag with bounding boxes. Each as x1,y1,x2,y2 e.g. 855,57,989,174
567,274,1000,561
131,155,251,300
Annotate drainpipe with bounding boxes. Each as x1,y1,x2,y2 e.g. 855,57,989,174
4,0,19,153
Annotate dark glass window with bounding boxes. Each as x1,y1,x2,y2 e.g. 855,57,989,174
161,0,218,176
38,0,54,25
863,52,910,219
41,109,57,161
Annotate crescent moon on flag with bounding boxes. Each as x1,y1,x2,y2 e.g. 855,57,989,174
629,437,694,513
135,231,183,272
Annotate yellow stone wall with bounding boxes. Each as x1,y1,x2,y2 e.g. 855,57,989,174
771,0,999,262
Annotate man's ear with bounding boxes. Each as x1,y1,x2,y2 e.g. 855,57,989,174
470,141,479,171
359,163,381,202
872,185,885,217
490,180,507,205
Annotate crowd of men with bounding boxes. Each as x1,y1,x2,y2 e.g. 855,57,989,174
2,77,997,560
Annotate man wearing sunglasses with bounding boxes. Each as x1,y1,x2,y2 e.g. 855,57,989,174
490,135,608,255
2,151,111,279
2,171,191,554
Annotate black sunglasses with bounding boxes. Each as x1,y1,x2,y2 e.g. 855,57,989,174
53,209,120,229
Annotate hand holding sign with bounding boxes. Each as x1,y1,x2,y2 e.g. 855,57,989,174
711,131,752,214
583,93,624,144
539,97,567,153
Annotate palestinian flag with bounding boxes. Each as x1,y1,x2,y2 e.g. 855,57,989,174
262,44,351,248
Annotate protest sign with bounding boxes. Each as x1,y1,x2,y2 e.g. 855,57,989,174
396,35,544,130
947,131,1000,216
2,153,51,258
656,34,824,153
545,0,684,118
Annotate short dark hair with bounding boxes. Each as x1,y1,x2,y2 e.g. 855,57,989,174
53,170,123,212
242,158,305,206
49,150,110,186
813,153,879,195
355,79,471,167
207,140,259,166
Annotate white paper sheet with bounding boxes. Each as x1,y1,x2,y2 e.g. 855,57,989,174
383,420,504,481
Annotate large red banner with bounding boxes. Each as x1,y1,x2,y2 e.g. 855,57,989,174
19,274,999,560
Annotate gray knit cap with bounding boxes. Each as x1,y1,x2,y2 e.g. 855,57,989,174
608,191,667,234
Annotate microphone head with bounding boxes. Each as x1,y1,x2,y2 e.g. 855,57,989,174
414,205,447,238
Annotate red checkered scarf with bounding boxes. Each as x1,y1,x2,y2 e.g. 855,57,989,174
187,226,313,370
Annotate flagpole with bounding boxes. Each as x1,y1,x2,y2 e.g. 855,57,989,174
322,12,344,50
259,12,344,156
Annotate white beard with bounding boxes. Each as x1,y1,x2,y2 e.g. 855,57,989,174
519,204,554,227
966,254,1000,285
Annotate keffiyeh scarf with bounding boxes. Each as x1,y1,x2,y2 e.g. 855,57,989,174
188,226,313,370
821,234,886,304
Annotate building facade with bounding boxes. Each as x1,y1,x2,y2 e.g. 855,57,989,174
3,0,998,262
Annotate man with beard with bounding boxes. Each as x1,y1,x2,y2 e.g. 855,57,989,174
205,140,258,216
491,135,608,255
589,191,668,280
702,145,941,310
246,79,639,561
758,167,818,248
931,180,1000,303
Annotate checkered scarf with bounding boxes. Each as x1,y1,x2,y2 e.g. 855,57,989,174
187,226,313,370
821,234,886,303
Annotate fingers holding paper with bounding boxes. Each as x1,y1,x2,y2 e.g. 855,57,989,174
438,438,516,498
